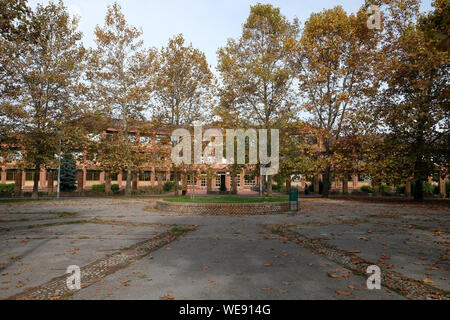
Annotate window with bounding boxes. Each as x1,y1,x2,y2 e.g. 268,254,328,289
109,172,118,181
187,175,197,186
140,136,152,145
86,170,100,181
244,175,256,186
140,171,152,182
88,133,101,142
6,169,16,181
46,170,58,180
305,134,317,145
25,170,37,181
215,175,221,187
201,178,207,187
289,134,303,144
358,174,371,182
156,134,169,144
122,171,128,181
231,174,241,187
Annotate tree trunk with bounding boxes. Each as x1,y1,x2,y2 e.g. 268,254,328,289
173,166,179,196
32,164,40,199
414,178,424,202
267,175,273,196
231,174,238,194
439,177,446,198
405,179,411,198
322,168,330,198
286,176,291,194
77,170,84,196
207,176,212,194
157,172,163,194
105,171,111,195
125,169,132,196
132,172,138,192
47,170,54,196
342,179,348,195
14,170,22,197
314,175,320,194
181,173,187,194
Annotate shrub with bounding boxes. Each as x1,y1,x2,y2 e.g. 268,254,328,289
163,181,174,193
360,185,373,193
447,181,450,197
91,184,105,192
0,183,14,194
111,184,120,192
423,182,434,194
383,185,392,193
60,152,78,192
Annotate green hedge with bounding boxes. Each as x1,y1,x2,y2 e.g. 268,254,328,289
163,181,174,192
91,184,120,193
360,185,373,193
0,183,14,194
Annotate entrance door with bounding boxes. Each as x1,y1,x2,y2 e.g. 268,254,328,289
220,174,226,191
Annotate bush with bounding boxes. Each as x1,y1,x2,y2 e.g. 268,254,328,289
423,182,434,195
0,183,14,194
163,181,174,193
91,184,105,192
447,181,450,197
360,185,373,193
111,184,120,192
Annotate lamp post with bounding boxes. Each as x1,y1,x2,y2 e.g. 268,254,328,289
57,130,62,199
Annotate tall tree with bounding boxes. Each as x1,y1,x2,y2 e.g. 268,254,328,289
289,6,379,197
88,2,156,195
377,0,449,201
152,34,214,196
0,0,86,198
217,3,299,196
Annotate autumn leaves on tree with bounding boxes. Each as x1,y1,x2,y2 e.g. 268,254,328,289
0,0,448,201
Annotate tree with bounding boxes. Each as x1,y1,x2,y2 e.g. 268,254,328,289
0,0,30,40
377,0,449,201
60,152,77,192
0,1,86,198
152,34,214,196
217,3,299,196
289,6,379,197
88,2,156,195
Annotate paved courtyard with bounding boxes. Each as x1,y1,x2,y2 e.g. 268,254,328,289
0,198,448,300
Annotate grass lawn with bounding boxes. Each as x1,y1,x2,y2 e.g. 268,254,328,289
163,196,289,203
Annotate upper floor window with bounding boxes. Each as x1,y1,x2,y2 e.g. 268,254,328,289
139,136,152,145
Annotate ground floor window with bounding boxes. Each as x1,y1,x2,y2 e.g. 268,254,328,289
6,169,16,181
140,171,152,182
215,175,222,187
244,175,256,186
86,170,101,181
109,172,118,181
201,178,207,187
46,170,58,180
231,174,241,187
187,175,197,186
25,170,38,181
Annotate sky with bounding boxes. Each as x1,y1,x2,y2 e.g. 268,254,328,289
29,0,433,71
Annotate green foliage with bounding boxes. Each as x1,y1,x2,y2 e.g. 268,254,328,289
360,185,373,193
60,152,77,192
0,183,14,194
91,184,105,192
163,181,174,192
422,182,435,195
111,184,120,192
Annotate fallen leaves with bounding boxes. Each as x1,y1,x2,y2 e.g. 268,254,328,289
336,289,351,296
264,264,272,267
